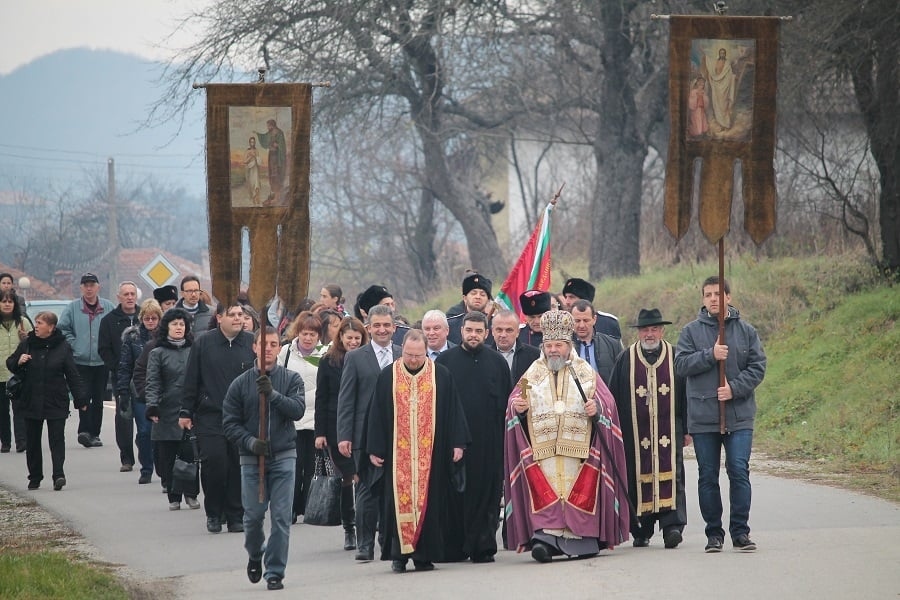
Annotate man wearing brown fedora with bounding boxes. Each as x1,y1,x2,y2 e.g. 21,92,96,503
609,308,687,549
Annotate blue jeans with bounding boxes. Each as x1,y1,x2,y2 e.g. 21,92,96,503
132,402,154,477
692,429,753,540
241,457,295,581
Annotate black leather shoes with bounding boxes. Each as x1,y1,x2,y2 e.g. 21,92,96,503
228,521,244,533
733,534,757,552
413,560,434,571
343,529,357,551
247,558,262,583
266,576,283,590
53,477,66,491
207,517,222,534
391,559,407,573
632,537,650,547
531,541,552,563
705,536,724,553
663,529,683,549
355,548,374,561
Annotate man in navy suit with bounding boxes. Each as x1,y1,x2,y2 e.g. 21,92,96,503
336,304,401,561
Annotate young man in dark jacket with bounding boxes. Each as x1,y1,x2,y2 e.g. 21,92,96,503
179,303,256,534
675,276,766,554
223,325,305,591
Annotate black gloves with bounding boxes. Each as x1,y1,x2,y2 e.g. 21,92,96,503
256,374,273,397
145,404,160,418
250,437,270,457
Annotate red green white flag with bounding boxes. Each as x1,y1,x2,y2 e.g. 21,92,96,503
496,202,553,319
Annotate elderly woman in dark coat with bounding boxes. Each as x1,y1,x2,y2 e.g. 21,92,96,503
145,308,199,511
7,311,87,491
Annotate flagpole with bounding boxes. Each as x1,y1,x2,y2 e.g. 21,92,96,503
497,183,565,317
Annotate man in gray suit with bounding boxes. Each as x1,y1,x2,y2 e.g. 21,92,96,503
337,304,400,561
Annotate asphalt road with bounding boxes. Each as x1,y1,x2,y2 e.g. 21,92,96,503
1,404,897,599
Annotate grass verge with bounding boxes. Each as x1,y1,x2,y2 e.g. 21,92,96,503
0,490,132,600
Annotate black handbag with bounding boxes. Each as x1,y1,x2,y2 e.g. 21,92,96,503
170,429,200,496
6,369,25,402
303,449,342,526
6,367,26,406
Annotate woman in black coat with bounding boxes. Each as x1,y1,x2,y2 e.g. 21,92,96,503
314,316,368,550
144,308,198,511
7,310,87,491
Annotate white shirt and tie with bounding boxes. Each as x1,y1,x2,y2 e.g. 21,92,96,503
374,342,393,369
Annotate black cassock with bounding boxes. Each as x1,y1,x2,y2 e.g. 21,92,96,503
366,362,470,563
436,344,512,561
609,343,688,539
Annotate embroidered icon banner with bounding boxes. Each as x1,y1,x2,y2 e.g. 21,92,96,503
664,16,780,244
204,83,311,311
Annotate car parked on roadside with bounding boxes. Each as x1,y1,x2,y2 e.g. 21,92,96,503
24,299,73,324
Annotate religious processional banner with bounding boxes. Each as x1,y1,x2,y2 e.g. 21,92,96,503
204,83,312,312
663,16,780,245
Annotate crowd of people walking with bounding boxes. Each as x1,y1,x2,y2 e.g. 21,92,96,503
0,270,766,590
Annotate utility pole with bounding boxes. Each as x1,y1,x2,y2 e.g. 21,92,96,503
108,157,119,288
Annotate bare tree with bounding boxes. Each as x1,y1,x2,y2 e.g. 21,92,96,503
787,0,900,275
507,1,675,280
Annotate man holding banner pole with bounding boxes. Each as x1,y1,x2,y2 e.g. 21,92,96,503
675,277,766,553
223,325,305,590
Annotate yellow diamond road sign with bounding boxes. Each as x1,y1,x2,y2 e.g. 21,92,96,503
140,254,180,288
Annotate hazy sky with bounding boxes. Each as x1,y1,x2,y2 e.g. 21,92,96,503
2,0,208,75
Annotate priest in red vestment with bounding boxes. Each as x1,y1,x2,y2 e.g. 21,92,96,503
366,329,470,573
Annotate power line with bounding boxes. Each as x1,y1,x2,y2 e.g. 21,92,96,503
0,142,200,159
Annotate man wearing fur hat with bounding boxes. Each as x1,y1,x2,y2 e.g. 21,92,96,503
609,309,687,549
153,285,179,312
447,273,495,346
561,277,622,340
353,285,409,346
517,289,551,348
504,310,630,563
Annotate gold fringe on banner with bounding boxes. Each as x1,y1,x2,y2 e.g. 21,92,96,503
204,83,312,313
663,16,779,245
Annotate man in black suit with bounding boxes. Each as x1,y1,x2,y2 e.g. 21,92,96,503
336,304,401,561
490,310,540,387
571,299,623,387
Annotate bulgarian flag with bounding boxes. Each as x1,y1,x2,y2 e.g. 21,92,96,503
496,201,554,319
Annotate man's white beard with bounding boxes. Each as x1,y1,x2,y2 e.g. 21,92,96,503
546,356,567,372
640,340,661,352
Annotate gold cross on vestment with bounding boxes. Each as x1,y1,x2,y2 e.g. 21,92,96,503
641,437,651,450
636,385,647,398
659,383,670,396
659,435,671,448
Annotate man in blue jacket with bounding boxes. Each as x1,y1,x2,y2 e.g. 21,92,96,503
57,273,115,448
675,276,766,554
223,325,304,591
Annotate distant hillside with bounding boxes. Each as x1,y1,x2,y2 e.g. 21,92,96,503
0,48,206,195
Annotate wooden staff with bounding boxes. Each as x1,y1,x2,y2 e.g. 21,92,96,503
258,322,267,502
717,239,727,434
